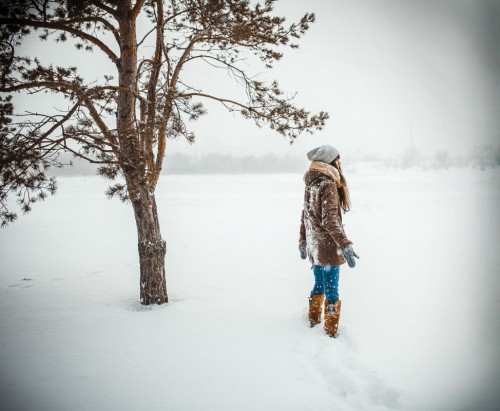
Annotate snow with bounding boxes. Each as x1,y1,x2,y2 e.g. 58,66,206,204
1,166,499,411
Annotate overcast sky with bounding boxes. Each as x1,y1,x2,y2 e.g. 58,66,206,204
185,0,500,159
16,0,500,160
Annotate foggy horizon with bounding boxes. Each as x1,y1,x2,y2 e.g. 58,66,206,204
13,0,500,162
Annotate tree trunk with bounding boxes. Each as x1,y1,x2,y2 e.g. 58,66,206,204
132,185,168,305
115,3,167,305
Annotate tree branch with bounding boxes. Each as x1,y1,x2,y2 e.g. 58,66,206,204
169,33,205,89
1,81,75,93
88,1,119,18
132,0,146,18
181,92,251,112
145,0,164,172
25,102,82,153
78,92,119,150
63,16,120,45
2,79,120,152
0,18,119,65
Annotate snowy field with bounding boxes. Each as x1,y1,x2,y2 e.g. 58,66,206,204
1,165,499,411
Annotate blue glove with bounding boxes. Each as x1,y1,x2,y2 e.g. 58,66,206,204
342,245,359,268
299,244,307,260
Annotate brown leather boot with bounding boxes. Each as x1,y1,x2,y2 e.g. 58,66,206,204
324,300,341,338
308,294,325,327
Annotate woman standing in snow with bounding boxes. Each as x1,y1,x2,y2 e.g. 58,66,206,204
299,145,359,338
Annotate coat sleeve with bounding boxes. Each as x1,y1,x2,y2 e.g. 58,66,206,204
299,209,306,246
320,182,352,249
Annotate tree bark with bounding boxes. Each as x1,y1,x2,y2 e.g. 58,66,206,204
116,2,168,305
132,184,168,305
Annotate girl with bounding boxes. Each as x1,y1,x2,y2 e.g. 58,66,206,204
299,145,359,337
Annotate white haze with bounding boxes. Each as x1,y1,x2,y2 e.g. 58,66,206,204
12,0,500,161
181,0,500,160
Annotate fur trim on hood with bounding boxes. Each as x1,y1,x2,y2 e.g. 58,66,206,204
308,160,341,186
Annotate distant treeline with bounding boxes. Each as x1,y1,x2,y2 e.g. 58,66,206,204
388,145,500,171
52,145,500,176
53,152,308,176
163,153,307,174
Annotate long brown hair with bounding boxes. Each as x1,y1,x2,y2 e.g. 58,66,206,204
331,156,351,213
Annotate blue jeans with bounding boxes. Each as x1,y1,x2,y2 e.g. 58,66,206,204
310,265,340,304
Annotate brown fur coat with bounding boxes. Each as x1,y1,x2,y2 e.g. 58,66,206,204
299,161,352,266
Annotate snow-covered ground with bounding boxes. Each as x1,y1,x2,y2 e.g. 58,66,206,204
1,165,499,411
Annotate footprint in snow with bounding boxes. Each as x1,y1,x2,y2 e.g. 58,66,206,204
297,325,401,411
8,278,34,287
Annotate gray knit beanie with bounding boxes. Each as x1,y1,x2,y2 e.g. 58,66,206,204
307,145,340,164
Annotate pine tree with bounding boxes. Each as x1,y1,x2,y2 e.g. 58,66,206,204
0,0,328,304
